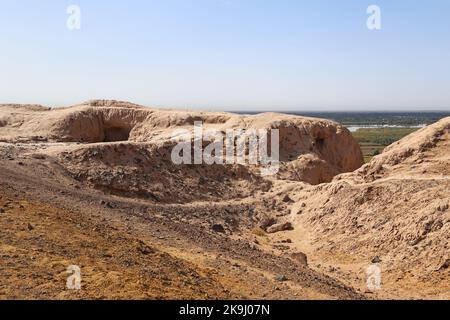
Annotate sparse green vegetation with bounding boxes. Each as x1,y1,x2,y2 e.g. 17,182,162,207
352,127,419,163
290,112,450,126
352,127,418,145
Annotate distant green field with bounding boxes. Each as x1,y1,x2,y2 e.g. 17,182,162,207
352,127,419,163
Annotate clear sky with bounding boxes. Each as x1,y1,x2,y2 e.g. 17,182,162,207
1,0,449,111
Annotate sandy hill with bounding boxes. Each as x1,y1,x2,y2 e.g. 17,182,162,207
285,117,450,298
0,100,365,300
1,100,449,299
0,100,363,192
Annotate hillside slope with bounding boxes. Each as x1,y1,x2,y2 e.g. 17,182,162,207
286,117,450,299
0,101,364,300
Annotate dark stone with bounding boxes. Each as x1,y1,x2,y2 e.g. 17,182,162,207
439,259,450,270
212,224,226,233
371,256,382,264
137,240,154,255
291,252,308,266
259,217,277,230
275,275,288,282
266,222,294,234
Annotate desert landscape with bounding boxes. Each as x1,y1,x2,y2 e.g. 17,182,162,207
0,100,448,300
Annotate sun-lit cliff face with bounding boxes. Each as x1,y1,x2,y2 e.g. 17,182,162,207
0,100,363,187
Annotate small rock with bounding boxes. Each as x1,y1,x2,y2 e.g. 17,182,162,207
266,222,294,234
282,195,292,203
212,224,226,233
259,217,277,230
0,208,5,214
273,244,290,251
100,200,113,208
439,259,450,270
291,252,308,266
371,256,382,264
27,223,34,231
31,154,46,160
275,275,288,282
137,240,154,255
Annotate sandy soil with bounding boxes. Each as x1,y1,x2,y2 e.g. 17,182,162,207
0,161,360,300
1,101,449,300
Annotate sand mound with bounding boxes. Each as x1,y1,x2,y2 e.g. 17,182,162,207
285,118,450,296
58,142,271,203
0,100,363,189
345,117,450,182
2,100,450,299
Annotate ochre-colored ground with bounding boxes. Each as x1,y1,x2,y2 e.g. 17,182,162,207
0,190,232,299
1,102,449,300
0,166,359,300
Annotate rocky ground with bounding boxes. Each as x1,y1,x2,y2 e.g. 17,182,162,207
0,159,360,300
0,100,449,300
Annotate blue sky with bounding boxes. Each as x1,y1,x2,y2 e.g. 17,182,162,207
1,0,449,111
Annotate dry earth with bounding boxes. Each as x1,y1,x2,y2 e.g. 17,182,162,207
0,100,448,300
